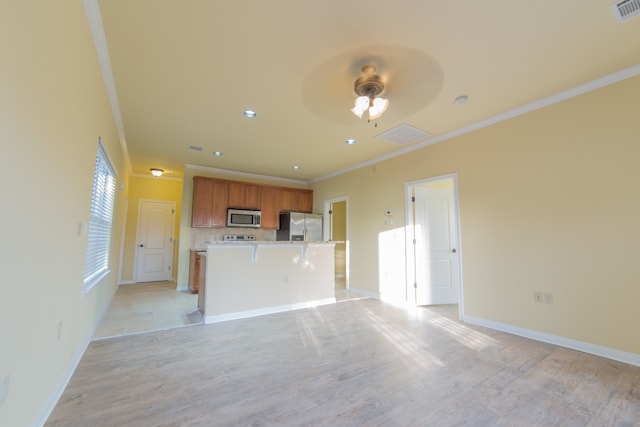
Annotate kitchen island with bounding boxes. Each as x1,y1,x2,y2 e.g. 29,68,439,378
202,241,337,323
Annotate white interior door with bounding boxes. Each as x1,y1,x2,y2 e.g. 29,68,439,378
414,185,460,305
135,200,175,283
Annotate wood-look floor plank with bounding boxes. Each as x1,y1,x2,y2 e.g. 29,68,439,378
46,299,640,426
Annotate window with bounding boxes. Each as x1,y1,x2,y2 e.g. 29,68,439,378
84,139,117,291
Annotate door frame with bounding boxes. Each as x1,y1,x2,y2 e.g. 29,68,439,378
323,196,349,289
405,173,464,317
133,199,176,283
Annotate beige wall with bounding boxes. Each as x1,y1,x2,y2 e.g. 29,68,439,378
120,176,183,283
0,1,126,425
312,75,640,355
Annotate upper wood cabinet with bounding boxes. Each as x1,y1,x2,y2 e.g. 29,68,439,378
280,188,297,212
192,176,312,229
192,177,229,228
245,184,261,209
280,188,313,213
297,190,313,213
228,182,261,209
260,186,281,229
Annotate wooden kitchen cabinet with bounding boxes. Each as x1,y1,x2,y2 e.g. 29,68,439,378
193,176,312,229
297,189,313,213
189,250,206,294
192,177,229,227
280,188,297,212
260,186,281,229
228,182,261,209
280,188,313,213
245,184,261,209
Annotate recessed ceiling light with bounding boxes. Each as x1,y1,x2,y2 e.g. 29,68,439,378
243,110,257,118
345,138,357,145
292,165,300,170
454,95,469,105
213,151,223,157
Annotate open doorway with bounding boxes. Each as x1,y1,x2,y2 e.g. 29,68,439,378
323,197,349,292
405,175,463,315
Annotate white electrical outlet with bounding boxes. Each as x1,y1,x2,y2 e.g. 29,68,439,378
533,290,543,303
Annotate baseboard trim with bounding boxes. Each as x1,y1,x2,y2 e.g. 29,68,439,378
34,330,93,427
204,298,337,324
463,314,640,367
345,287,380,300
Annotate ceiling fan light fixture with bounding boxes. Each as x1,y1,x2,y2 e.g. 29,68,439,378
150,168,164,177
351,96,370,118
369,97,389,120
351,65,389,121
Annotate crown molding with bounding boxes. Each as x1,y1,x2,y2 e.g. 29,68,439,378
185,164,309,186
83,0,132,175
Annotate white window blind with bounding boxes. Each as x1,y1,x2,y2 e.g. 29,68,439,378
84,141,116,289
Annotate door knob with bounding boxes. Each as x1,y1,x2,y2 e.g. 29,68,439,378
452,248,457,253
139,244,144,247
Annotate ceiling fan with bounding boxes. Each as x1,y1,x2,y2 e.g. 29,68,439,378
350,65,389,122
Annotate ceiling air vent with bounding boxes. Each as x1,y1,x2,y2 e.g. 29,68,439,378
376,123,431,145
187,145,203,152
611,0,640,22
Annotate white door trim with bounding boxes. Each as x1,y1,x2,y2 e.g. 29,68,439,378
323,196,349,289
405,173,464,318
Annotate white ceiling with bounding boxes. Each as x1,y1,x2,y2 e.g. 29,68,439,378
92,0,640,181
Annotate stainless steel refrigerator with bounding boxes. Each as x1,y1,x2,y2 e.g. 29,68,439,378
277,212,323,241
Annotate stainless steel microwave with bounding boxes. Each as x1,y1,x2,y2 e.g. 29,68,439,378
227,208,261,228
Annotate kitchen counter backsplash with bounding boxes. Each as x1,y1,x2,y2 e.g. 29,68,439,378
191,227,276,249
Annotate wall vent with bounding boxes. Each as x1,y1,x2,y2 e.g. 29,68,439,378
376,123,431,145
611,0,640,22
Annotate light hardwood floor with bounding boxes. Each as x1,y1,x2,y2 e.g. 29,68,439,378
48,298,639,426
93,281,361,339
93,282,202,339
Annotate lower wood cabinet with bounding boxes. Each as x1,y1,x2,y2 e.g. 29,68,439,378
189,250,206,294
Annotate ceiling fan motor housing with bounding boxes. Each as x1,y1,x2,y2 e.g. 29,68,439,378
353,66,385,99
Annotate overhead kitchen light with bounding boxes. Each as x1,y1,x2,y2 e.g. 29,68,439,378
213,151,223,156
150,168,164,177
243,110,257,118
351,65,389,122
345,138,357,145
